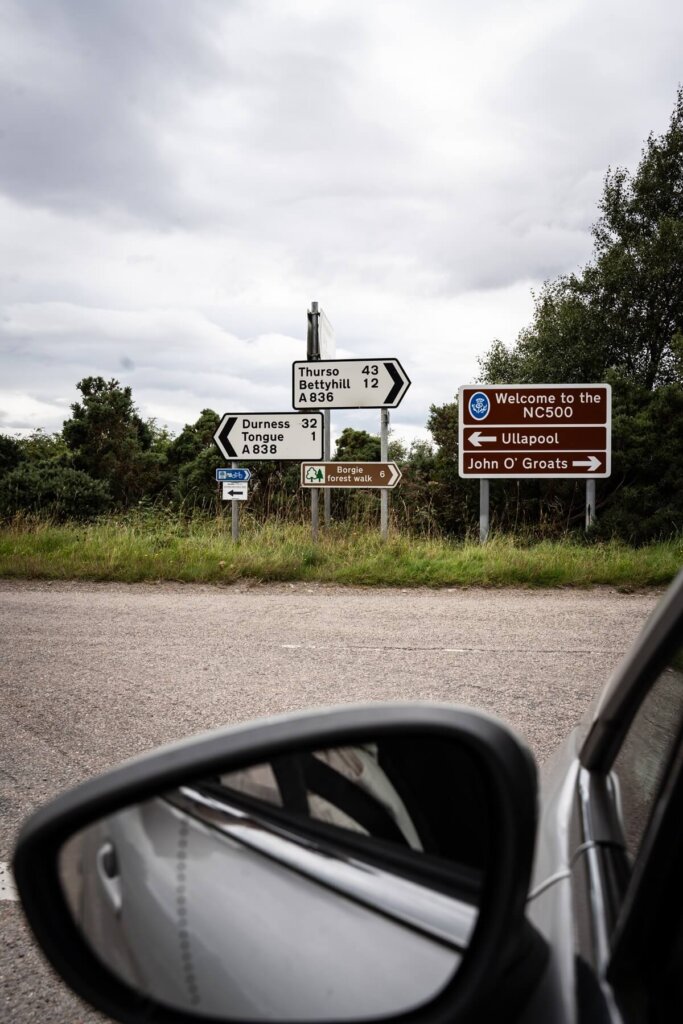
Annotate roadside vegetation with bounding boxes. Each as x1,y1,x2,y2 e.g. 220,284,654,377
1,93,682,584
0,515,680,589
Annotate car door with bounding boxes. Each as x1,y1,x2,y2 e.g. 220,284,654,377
524,570,683,1024
565,570,683,1024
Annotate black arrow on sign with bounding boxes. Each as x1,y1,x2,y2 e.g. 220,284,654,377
384,361,409,405
218,416,238,458
226,489,243,496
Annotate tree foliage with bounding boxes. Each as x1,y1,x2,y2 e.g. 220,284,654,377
62,377,168,505
428,90,683,542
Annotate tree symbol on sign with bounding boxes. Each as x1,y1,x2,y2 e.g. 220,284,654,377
306,467,324,482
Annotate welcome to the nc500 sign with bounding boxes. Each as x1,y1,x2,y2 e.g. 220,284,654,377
458,384,611,478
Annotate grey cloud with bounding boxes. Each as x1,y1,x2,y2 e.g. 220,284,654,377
0,0,228,223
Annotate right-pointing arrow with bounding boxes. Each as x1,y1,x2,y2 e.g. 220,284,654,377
572,455,602,472
387,463,402,487
383,361,410,406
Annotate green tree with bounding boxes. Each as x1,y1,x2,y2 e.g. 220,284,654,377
17,429,71,466
334,428,381,461
62,377,166,505
167,409,220,468
0,434,23,477
466,90,683,541
480,90,683,391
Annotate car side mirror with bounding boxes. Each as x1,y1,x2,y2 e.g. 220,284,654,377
13,703,542,1023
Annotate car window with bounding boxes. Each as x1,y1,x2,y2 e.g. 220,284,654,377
610,642,683,863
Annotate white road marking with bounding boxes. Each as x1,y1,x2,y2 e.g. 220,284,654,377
0,862,19,901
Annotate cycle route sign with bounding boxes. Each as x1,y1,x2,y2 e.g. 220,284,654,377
458,384,611,478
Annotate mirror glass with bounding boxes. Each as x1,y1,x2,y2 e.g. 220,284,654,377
59,733,492,1021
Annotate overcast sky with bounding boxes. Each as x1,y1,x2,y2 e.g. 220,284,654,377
1,0,681,447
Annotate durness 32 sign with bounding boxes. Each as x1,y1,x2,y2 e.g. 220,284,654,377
458,384,611,478
213,412,324,461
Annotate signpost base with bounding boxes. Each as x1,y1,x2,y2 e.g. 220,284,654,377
480,479,490,543
586,479,596,531
380,409,390,541
311,487,319,542
231,461,240,542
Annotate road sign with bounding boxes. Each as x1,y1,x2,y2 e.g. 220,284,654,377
292,359,411,409
216,468,252,482
458,384,611,478
213,413,324,461
222,482,248,501
300,462,402,489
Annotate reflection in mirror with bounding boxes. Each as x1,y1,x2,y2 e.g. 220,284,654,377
59,734,491,1022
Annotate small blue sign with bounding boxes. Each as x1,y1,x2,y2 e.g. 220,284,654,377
468,391,490,421
216,468,252,482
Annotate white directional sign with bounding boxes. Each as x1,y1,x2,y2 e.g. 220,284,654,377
213,413,324,461
221,482,248,501
292,359,411,410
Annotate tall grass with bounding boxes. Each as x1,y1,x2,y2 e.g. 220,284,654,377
0,513,680,587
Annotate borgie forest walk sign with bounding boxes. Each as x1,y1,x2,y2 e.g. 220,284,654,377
458,384,611,478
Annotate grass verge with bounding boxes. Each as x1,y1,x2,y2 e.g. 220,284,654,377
0,517,681,588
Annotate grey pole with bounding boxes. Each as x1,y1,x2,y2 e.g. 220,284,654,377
324,410,331,528
380,408,389,540
479,479,490,543
308,301,320,542
311,487,319,542
231,461,240,542
586,479,596,531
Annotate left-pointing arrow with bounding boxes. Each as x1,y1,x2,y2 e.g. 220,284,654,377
214,416,237,458
469,431,497,447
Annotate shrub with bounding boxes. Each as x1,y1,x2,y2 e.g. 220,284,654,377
0,462,112,521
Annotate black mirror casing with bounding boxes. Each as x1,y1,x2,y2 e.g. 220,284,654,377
13,703,542,1024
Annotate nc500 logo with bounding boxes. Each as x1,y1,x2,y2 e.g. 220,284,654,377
468,392,490,420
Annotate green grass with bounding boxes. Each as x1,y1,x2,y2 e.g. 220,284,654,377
0,515,680,588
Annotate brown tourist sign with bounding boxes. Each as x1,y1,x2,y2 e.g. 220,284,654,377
458,384,611,478
300,462,402,489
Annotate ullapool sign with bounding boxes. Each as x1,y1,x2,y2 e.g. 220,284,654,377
458,384,611,478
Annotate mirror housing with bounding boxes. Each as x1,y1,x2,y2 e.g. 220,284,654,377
14,703,542,1024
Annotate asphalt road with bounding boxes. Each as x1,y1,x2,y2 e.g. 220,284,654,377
0,580,662,1023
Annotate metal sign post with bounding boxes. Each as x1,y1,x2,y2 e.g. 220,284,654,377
306,302,337,540
324,410,331,530
380,408,390,540
231,461,240,541
480,480,490,543
586,479,596,530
